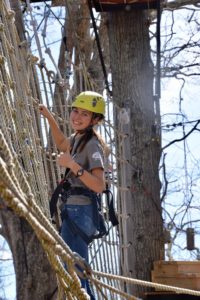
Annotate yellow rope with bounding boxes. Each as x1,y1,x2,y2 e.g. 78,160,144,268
90,275,138,300
93,270,200,297
0,134,89,299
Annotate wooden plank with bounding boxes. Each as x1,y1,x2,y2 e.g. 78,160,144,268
92,0,160,11
152,271,200,279
152,261,200,291
153,261,200,275
152,274,200,290
153,281,200,290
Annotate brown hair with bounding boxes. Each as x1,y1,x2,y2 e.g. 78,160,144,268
72,114,110,157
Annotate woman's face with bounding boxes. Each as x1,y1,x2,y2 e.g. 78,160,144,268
70,107,94,131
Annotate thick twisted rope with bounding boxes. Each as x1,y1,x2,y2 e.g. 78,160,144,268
93,270,200,297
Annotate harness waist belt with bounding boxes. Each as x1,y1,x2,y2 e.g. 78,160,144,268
61,186,97,202
68,186,95,195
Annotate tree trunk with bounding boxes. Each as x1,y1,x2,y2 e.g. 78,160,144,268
108,9,164,297
0,204,57,300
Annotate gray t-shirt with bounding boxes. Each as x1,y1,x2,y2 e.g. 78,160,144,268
66,134,104,205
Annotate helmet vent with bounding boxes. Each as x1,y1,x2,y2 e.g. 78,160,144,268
92,98,97,107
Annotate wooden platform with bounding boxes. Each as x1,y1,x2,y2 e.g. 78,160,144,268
92,0,160,11
152,261,200,291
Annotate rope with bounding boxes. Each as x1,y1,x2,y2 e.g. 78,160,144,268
93,270,200,297
87,0,112,95
0,130,90,300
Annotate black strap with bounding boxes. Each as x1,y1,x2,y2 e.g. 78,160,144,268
49,133,81,218
49,182,63,218
63,133,79,178
63,131,92,178
103,189,119,226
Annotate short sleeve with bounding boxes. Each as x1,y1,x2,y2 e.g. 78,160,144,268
86,139,104,171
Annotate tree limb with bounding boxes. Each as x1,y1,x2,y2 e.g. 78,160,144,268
162,120,200,151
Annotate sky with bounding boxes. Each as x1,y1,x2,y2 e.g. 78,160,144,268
159,14,200,258
0,236,15,300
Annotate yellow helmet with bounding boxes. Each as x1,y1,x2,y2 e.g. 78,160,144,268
71,91,105,116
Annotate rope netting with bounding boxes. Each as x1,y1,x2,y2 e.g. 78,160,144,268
0,1,132,298
1,0,200,299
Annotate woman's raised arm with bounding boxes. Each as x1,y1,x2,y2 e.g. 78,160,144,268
39,104,70,152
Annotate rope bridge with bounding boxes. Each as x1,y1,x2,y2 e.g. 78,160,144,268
1,0,200,299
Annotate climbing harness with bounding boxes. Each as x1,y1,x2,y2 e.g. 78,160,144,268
50,171,118,244
60,186,109,244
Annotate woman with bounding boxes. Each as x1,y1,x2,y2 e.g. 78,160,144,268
39,91,107,299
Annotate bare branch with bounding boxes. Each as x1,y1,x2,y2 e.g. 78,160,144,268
162,120,200,150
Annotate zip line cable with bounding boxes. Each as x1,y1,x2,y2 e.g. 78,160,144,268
87,0,112,96
161,118,200,129
156,0,161,99
162,120,200,151
154,0,162,134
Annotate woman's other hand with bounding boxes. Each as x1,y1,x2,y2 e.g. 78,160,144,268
57,150,74,169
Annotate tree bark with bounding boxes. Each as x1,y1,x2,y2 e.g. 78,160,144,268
108,9,164,297
0,203,57,300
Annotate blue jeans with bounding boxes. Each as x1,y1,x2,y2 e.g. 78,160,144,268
61,204,96,299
